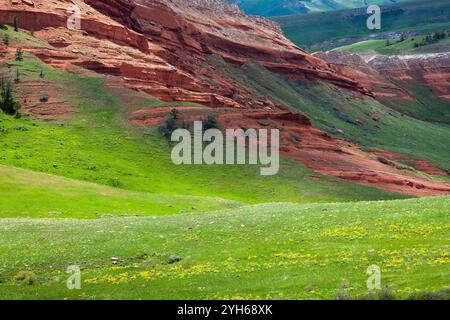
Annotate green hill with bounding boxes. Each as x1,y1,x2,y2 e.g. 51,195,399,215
233,0,413,17
0,52,407,211
274,0,450,50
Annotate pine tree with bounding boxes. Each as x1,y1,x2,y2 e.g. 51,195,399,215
0,82,21,115
15,48,23,61
14,69,20,84
13,16,18,32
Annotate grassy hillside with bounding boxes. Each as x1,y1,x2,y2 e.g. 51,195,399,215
211,56,450,171
274,0,450,50
0,53,407,209
0,165,242,218
335,33,450,54
0,196,448,299
234,0,413,17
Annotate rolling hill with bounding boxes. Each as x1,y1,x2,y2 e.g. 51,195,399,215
232,0,414,16
274,0,450,51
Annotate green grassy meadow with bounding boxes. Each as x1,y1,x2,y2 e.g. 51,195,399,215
0,196,448,299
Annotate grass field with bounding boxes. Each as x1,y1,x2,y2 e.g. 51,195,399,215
0,196,448,299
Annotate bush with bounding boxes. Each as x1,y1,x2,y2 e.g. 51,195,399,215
14,69,20,83
167,255,182,264
158,108,179,139
378,286,396,300
202,114,219,130
3,34,9,46
13,16,18,32
15,48,23,61
39,95,49,102
0,82,21,115
14,271,37,285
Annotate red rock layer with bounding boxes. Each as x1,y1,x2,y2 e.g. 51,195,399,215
127,104,450,197
316,51,450,102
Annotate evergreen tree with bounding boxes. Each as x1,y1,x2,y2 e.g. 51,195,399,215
15,48,23,61
14,69,20,84
0,82,21,115
13,16,18,32
3,34,9,46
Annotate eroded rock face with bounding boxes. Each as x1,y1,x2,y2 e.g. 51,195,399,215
366,53,450,100
316,51,450,101
0,0,372,108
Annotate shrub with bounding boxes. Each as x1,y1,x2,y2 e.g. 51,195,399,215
408,287,450,300
167,255,182,264
15,48,23,61
335,289,352,300
378,286,396,300
14,271,37,285
13,16,18,32
14,68,20,83
39,95,49,102
0,82,21,115
158,108,179,139
106,178,122,188
3,34,9,46
202,114,219,130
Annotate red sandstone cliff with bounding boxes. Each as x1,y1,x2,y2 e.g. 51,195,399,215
315,51,450,102
0,0,371,108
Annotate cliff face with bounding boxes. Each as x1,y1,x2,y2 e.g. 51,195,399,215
316,51,450,102
0,0,371,109
367,53,450,101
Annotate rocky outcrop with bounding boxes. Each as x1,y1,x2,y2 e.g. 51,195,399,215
366,53,450,100
0,0,376,112
316,51,450,101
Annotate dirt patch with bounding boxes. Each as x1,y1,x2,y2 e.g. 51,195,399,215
15,80,73,120
367,149,449,176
